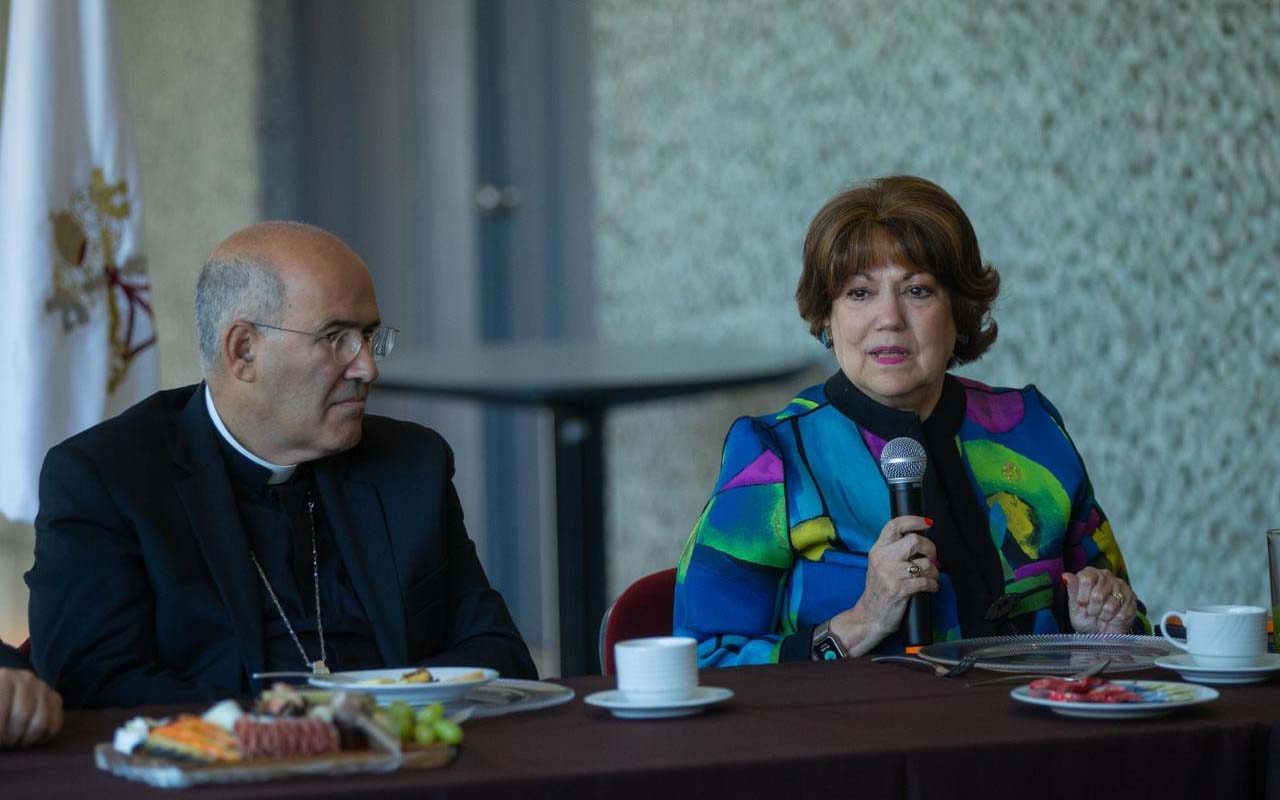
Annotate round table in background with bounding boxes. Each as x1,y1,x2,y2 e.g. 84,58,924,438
377,342,819,675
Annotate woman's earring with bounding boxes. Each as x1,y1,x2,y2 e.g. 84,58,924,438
820,326,833,349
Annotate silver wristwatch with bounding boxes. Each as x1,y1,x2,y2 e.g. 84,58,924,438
811,620,847,661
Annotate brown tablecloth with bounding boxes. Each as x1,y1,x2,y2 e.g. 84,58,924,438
5,659,1280,799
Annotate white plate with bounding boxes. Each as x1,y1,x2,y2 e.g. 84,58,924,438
1010,679,1218,719
308,667,498,704
583,686,733,719
920,633,1173,674
1154,653,1280,685
462,678,576,718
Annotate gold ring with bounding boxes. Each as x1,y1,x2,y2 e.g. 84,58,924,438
1110,591,1124,605
907,563,922,577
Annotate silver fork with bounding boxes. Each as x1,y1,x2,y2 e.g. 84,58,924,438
870,654,978,677
964,657,1111,687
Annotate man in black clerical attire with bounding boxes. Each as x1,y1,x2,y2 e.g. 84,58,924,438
27,221,536,708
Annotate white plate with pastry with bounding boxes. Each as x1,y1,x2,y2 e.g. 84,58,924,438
309,667,497,704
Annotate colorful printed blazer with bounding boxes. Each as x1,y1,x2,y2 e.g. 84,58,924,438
674,374,1148,667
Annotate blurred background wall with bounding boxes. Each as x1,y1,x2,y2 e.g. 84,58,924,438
1,0,1276,666
596,0,1279,624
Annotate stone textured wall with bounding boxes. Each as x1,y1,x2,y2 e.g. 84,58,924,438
592,0,1280,619
119,0,261,390
0,0,259,642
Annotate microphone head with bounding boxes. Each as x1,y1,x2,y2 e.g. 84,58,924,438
879,437,927,484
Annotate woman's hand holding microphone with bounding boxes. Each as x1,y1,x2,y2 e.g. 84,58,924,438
826,516,939,658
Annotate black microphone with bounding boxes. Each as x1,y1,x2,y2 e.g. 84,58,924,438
879,437,930,648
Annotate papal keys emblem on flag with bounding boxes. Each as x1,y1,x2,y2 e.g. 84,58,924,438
45,167,155,394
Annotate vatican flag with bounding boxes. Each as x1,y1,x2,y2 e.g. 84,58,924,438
0,0,156,522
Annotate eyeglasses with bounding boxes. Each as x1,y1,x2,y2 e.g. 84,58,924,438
249,322,399,365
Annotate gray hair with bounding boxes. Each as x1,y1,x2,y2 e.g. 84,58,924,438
194,254,287,374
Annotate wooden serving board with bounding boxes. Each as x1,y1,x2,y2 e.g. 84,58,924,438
94,742,456,788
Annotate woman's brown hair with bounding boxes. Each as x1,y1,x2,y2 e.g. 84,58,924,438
795,175,1000,366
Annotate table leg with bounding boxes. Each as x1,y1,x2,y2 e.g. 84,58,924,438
552,405,606,676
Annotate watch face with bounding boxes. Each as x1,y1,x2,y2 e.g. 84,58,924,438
814,634,844,661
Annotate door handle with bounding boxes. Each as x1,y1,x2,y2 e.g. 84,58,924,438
475,184,521,215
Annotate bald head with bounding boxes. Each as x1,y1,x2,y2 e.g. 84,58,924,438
209,221,365,284
194,222,370,374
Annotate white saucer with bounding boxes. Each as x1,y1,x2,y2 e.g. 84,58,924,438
583,686,733,719
1153,653,1280,685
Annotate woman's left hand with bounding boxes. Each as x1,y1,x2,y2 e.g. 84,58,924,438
1063,567,1137,634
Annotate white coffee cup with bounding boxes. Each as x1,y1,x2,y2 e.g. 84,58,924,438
614,636,698,703
1159,605,1268,667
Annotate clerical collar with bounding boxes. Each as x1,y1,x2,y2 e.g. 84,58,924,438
824,370,965,441
204,385,297,485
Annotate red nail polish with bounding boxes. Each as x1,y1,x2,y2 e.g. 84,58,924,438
924,517,934,526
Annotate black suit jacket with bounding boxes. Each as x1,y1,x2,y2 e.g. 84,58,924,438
26,384,535,708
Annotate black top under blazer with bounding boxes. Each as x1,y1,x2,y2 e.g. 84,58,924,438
26,383,536,708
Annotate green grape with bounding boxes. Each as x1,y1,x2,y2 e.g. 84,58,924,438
415,703,444,725
386,701,415,742
413,722,437,745
387,700,413,722
432,718,463,745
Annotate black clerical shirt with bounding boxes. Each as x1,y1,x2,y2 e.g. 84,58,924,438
210,423,383,672
825,371,1011,639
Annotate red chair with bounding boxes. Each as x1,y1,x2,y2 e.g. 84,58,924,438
598,568,677,675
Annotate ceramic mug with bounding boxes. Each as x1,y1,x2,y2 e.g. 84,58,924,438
1159,605,1267,667
614,636,698,703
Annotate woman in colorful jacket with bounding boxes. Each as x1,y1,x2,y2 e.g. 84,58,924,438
674,175,1149,667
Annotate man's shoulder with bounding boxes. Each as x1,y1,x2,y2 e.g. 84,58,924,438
55,384,198,457
356,415,450,464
